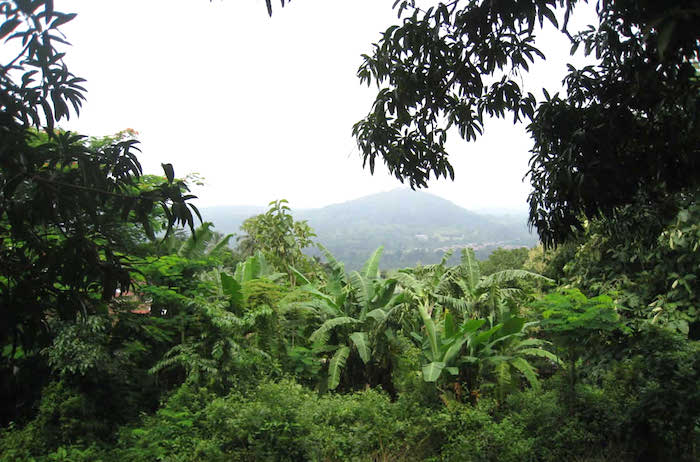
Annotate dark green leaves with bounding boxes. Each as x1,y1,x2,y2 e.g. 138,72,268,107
162,163,175,183
354,0,552,189
0,2,200,361
355,0,700,247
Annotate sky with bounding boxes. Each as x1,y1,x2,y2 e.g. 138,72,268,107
60,0,597,213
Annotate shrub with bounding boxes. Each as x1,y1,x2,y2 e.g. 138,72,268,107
439,399,534,462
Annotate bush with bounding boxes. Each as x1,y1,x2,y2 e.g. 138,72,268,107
601,327,700,460
439,399,534,462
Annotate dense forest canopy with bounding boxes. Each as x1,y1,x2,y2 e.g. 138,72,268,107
1,1,699,461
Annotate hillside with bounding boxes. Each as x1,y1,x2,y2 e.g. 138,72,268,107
200,189,538,269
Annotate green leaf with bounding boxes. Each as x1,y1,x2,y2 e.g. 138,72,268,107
471,323,503,349
289,265,311,286
220,272,243,307
366,308,388,323
309,317,358,344
443,336,468,366
419,302,439,361
162,163,175,183
349,331,370,363
497,316,525,338
460,248,481,291
328,346,350,390
511,357,540,391
461,318,486,334
350,271,372,310
361,246,384,279
444,311,456,338
519,347,559,363
422,361,445,382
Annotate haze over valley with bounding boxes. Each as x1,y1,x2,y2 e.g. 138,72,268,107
202,189,537,269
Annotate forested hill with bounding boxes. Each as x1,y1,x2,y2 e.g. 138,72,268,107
201,189,537,269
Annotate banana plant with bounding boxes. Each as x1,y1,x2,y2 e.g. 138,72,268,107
472,316,558,401
415,301,487,382
414,301,557,401
172,222,233,260
397,248,553,326
305,245,404,390
455,248,554,323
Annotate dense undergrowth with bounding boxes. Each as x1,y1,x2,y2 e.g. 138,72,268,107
2,200,698,460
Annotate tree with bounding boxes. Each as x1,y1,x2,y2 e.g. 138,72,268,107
533,289,624,398
0,1,199,421
238,199,317,285
479,247,530,276
351,0,700,246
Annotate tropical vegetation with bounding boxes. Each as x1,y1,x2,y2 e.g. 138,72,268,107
1,1,698,461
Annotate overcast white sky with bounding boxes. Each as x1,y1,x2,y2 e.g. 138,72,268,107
60,0,597,213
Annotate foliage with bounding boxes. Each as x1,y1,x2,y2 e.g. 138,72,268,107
306,246,404,392
612,327,700,459
110,379,440,462
560,190,700,336
43,316,111,377
0,0,198,424
479,247,529,276
238,199,317,284
534,288,625,395
353,0,700,246
439,400,534,462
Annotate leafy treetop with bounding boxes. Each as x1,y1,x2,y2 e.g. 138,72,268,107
350,0,700,247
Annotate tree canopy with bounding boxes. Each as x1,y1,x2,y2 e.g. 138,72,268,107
0,0,199,359
351,0,700,246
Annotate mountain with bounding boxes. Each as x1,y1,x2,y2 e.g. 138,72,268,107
200,189,538,270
